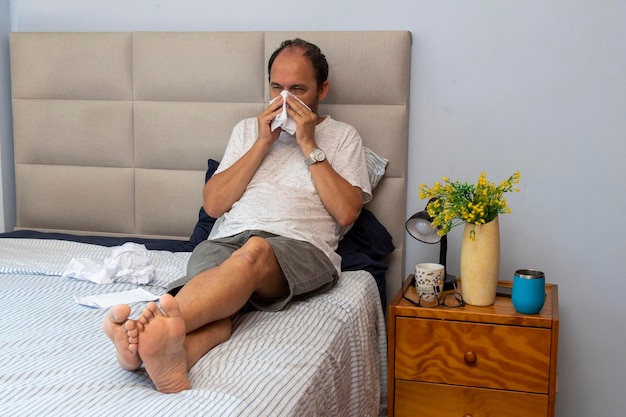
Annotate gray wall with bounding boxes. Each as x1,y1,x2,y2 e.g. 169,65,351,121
3,1,626,416
0,0,14,231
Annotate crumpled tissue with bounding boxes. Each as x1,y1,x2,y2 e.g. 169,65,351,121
73,288,159,309
62,242,156,285
270,90,311,135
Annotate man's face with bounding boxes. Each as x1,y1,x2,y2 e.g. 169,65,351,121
269,49,328,114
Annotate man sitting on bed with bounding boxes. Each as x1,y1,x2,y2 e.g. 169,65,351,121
103,38,372,393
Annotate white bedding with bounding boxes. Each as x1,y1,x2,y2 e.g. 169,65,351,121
0,239,387,417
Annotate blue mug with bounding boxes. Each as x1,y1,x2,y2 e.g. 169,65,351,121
512,269,546,314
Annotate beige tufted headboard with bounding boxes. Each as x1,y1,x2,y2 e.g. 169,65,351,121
9,31,410,302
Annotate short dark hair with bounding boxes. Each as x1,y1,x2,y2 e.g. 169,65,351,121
267,38,329,89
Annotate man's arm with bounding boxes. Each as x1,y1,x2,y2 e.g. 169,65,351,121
308,161,363,228
203,98,284,218
286,95,363,228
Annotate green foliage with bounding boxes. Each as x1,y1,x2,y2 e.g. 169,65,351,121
419,171,521,239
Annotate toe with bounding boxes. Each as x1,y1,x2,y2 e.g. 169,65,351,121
108,304,131,323
159,294,182,318
139,302,159,324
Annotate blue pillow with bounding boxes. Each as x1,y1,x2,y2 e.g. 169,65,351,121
336,207,394,309
188,159,220,245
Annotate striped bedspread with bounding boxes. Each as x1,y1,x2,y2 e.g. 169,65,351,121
0,239,387,417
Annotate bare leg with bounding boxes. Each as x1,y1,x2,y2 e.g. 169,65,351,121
175,236,288,333
102,304,142,371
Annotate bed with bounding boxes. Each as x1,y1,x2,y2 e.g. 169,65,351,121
0,31,411,416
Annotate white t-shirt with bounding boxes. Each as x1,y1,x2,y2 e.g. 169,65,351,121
209,115,372,273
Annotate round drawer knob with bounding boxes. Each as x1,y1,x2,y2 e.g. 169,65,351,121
464,351,477,364
463,414,473,417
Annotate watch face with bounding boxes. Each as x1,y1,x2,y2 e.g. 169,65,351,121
312,148,325,161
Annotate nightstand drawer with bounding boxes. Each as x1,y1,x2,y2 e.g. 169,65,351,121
394,380,548,417
394,317,552,393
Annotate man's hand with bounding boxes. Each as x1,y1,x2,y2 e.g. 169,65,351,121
257,95,285,146
284,94,318,153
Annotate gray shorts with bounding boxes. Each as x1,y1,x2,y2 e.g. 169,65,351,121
181,230,338,311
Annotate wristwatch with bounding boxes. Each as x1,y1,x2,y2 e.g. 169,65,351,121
305,148,326,167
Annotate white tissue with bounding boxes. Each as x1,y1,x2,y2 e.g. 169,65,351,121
270,90,311,135
63,257,113,284
73,288,159,309
62,242,156,285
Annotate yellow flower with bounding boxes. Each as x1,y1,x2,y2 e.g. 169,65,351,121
419,171,521,237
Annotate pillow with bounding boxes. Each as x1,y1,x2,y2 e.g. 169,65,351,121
188,159,219,246
363,146,388,190
336,208,394,309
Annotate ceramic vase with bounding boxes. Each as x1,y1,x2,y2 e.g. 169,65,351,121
460,216,500,306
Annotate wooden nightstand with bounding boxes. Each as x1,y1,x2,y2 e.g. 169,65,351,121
387,276,559,417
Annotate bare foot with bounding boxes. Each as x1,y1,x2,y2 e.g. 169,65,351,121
138,294,190,393
102,304,142,371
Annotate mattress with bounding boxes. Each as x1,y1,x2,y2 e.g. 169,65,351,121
0,238,387,416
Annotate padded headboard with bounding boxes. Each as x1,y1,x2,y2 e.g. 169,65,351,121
9,31,410,301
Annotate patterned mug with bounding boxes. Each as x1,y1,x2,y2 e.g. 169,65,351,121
414,263,445,303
